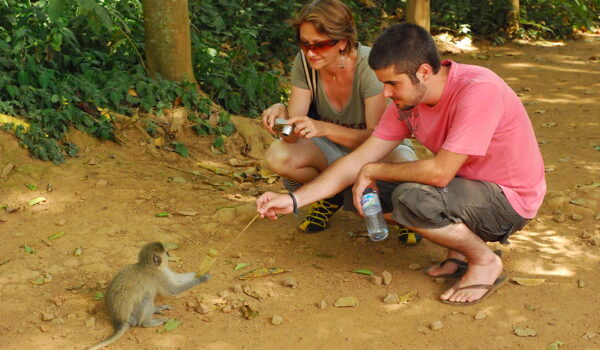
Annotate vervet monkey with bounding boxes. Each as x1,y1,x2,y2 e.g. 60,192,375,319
86,242,211,350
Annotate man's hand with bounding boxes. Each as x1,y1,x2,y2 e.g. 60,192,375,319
256,191,294,220
352,163,378,217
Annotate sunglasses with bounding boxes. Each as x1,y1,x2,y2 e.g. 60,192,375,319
298,39,339,53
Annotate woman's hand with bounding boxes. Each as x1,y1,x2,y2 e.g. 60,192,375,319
287,116,326,139
262,103,288,134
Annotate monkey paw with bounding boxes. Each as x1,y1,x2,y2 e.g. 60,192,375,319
154,305,173,314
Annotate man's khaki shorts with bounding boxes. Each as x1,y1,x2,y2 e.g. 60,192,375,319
376,177,529,243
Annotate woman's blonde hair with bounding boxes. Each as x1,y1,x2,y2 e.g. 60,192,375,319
293,0,357,55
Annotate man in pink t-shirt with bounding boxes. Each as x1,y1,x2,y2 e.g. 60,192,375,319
256,23,546,305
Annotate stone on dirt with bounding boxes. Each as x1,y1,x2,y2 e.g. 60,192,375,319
370,275,383,286
381,271,392,285
41,312,54,321
383,294,399,304
318,300,328,310
408,263,422,270
282,277,298,289
271,315,284,325
430,320,443,330
475,310,487,320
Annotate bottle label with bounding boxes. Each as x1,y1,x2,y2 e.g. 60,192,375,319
361,192,380,210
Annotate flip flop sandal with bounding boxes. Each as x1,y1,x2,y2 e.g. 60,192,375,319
425,249,503,279
441,274,508,306
424,258,468,279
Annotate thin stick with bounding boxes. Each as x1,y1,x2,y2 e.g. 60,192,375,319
165,164,201,176
221,213,259,254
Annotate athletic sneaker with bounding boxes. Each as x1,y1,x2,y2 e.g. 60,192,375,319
397,226,423,245
298,193,344,233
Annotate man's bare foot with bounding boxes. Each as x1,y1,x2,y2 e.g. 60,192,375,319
440,251,503,304
427,250,466,277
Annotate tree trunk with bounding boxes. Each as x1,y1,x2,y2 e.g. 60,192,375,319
508,0,520,36
141,0,197,84
407,0,430,32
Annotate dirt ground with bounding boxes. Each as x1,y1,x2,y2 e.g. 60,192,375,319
1,34,599,350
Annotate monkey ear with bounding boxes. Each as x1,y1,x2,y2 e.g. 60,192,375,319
153,254,162,266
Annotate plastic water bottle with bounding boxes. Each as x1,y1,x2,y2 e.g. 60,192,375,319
361,188,388,241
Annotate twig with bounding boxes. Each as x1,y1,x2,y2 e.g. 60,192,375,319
221,214,259,254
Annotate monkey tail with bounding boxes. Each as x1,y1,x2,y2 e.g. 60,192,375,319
85,323,130,350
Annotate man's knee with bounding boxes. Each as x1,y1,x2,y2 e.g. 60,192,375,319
391,183,450,228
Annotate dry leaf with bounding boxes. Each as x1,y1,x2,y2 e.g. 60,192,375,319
334,296,359,307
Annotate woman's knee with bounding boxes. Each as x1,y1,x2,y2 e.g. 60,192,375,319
265,141,293,175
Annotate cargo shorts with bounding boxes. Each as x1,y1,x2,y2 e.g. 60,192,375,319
375,177,529,243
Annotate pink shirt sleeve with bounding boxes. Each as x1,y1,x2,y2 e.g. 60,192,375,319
373,103,411,141
442,82,504,156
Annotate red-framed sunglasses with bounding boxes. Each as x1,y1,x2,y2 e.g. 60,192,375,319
298,39,339,53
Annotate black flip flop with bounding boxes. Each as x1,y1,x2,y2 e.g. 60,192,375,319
425,249,503,279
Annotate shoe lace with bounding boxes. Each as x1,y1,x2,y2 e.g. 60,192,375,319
304,200,340,227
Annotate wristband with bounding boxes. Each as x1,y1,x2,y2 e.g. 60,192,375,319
288,192,298,216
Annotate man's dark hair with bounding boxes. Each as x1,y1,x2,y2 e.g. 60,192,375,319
369,23,441,84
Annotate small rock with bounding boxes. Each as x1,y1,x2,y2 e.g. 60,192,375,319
96,179,108,186
55,219,66,226
50,297,63,307
582,332,596,339
430,320,443,331
525,304,537,311
475,310,487,320
282,277,298,289
219,290,232,298
87,158,98,165
578,278,586,288
222,305,233,314
41,312,54,321
370,275,383,286
434,277,446,284
571,214,584,221
381,271,392,285
196,303,216,314
39,325,49,332
318,300,328,310
408,263,422,270
553,213,566,223
85,317,96,329
271,315,284,325
383,293,399,304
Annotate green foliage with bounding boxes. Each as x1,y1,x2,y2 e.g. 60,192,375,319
431,0,600,40
0,0,598,164
189,0,297,116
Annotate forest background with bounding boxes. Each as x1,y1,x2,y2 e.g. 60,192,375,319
0,0,598,162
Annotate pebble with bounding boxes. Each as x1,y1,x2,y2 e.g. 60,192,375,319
408,263,421,270
383,293,399,304
553,213,566,223
370,275,383,286
55,219,66,226
318,300,328,310
283,277,298,289
96,179,108,186
434,278,446,284
196,303,216,314
571,214,584,221
475,310,487,320
271,315,284,325
222,305,233,314
41,312,54,321
381,271,392,285
430,320,443,330
39,325,49,332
